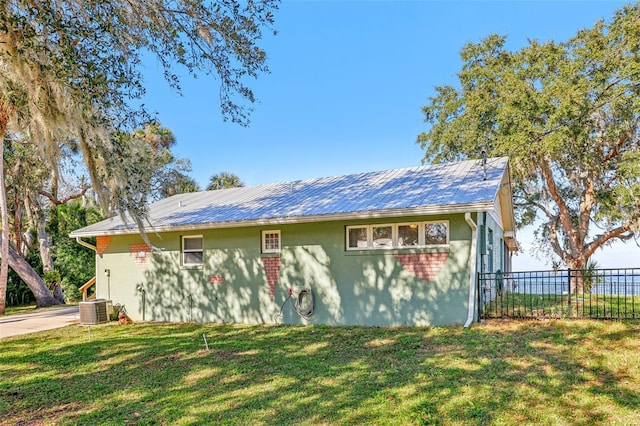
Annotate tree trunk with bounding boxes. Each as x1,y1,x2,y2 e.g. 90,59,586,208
23,200,60,303
51,283,64,304
31,200,54,273
37,222,54,274
0,108,7,315
3,237,60,307
0,162,8,314
566,258,588,295
25,195,56,274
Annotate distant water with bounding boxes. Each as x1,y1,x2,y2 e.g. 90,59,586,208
485,271,640,296
591,277,640,296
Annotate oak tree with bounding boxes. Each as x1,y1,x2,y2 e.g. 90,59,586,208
417,4,640,289
0,0,278,310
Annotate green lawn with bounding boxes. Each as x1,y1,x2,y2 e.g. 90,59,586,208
1,320,639,425
4,304,38,316
4,304,79,316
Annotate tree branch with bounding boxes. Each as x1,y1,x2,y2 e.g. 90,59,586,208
584,222,634,261
603,115,640,162
548,216,566,263
539,158,581,254
522,199,555,220
39,186,89,205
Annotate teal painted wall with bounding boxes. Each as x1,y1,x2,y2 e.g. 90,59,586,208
95,214,475,326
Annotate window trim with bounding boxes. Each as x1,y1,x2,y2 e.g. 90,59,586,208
346,221,449,251
261,230,281,254
182,235,204,267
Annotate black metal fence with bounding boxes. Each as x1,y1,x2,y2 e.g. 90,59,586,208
479,268,640,320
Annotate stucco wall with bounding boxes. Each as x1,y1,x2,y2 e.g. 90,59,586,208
94,213,475,326
478,212,508,274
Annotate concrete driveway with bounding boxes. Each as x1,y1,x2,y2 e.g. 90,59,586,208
0,306,80,339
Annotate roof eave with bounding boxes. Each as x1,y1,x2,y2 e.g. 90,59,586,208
69,202,496,238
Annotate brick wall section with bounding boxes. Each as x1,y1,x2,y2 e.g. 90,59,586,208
96,236,112,255
393,253,449,282
261,257,281,300
130,243,152,267
209,274,225,284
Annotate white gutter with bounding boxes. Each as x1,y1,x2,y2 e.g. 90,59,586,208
464,212,478,328
75,237,97,252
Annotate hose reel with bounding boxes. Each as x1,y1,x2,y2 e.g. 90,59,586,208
294,287,314,318
276,286,315,321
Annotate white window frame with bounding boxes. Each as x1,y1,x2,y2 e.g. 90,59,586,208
371,224,394,248
346,221,449,250
347,226,369,249
182,235,203,266
262,230,281,254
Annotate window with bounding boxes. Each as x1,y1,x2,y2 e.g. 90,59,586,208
398,224,419,247
346,221,448,250
262,230,281,253
372,225,393,248
425,222,448,245
347,226,368,249
182,236,203,266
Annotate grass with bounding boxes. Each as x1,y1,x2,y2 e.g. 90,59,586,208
4,304,79,316
4,304,38,316
1,320,640,425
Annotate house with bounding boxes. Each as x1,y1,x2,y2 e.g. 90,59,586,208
70,156,517,327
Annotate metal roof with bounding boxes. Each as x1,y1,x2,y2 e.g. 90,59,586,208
70,157,511,237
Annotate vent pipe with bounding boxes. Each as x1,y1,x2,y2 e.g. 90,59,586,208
481,150,487,181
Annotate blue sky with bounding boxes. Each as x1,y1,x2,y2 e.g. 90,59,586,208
140,0,638,270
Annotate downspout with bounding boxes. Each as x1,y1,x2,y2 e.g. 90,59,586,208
464,212,478,328
75,237,99,301
75,237,97,252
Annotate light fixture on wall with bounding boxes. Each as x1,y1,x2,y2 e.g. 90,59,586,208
105,269,111,300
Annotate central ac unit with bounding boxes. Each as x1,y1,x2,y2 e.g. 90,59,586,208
79,299,109,325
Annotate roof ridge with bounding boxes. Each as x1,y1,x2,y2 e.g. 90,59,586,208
222,156,503,190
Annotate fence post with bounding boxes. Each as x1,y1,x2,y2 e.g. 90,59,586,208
477,271,482,321
567,268,572,318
